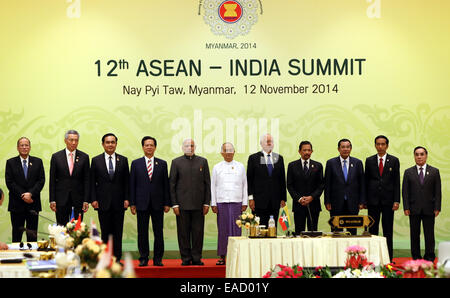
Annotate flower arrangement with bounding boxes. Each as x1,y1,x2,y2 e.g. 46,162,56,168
95,261,123,278
263,264,304,278
344,245,373,270
332,268,383,278
262,245,445,279
236,212,260,229
75,238,106,270
65,218,90,248
402,259,435,278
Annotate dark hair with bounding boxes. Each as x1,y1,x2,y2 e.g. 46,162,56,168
338,138,352,148
414,146,428,155
298,141,312,151
374,135,389,145
102,133,117,143
141,136,157,147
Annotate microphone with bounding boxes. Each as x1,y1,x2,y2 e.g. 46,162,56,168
29,210,57,224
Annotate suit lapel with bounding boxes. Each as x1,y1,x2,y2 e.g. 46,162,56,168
16,156,27,181
335,157,346,182
60,149,71,176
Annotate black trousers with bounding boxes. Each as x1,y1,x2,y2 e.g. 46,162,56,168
10,211,38,242
409,213,436,261
368,204,394,261
55,194,84,226
255,207,279,228
330,200,358,235
98,208,125,261
176,209,205,263
137,208,164,263
294,208,319,234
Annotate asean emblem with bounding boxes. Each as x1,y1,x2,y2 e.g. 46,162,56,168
203,0,259,39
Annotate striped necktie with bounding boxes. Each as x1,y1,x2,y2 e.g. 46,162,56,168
147,159,153,180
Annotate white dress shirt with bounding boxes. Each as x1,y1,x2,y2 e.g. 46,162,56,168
416,164,427,175
377,154,386,167
105,152,116,172
65,148,76,168
211,160,248,207
339,156,349,171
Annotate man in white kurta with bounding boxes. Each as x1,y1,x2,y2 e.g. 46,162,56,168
211,143,248,265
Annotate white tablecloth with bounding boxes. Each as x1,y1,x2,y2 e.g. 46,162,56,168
226,235,390,278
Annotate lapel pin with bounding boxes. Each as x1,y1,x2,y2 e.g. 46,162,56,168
350,164,354,167
29,162,32,166
200,167,203,171
427,172,429,175
117,157,120,161
389,168,392,171
155,161,158,165
311,164,314,168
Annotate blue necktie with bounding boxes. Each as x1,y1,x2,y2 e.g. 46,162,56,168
267,154,273,176
108,156,114,179
342,160,348,182
23,159,28,180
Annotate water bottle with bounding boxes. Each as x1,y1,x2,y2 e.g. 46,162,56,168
268,215,276,238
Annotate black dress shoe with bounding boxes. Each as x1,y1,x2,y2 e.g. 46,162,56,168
138,259,148,267
192,261,204,266
153,261,164,266
181,260,192,266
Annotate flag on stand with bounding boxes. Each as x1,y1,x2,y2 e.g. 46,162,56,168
278,206,292,231
90,219,102,245
74,214,82,231
96,234,114,271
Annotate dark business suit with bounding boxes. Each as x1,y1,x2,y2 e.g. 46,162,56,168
402,165,441,261
5,156,45,242
49,149,90,225
287,159,324,233
365,154,400,260
170,155,211,264
130,156,170,264
247,151,287,227
324,156,365,234
90,153,129,261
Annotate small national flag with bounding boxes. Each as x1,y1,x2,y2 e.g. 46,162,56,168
90,219,102,245
69,207,75,222
96,234,114,271
278,206,292,231
74,214,82,231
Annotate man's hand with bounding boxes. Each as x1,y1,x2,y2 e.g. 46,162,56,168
21,193,33,204
241,205,247,212
280,200,286,208
164,206,170,213
82,202,89,213
392,202,399,211
212,206,218,214
91,201,99,209
434,210,440,217
249,200,255,211
404,210,410,216
203,205,209,216
50,202,57,212
130,206,136,215
124,200,130,209
326,203,332,211
173,207,180,216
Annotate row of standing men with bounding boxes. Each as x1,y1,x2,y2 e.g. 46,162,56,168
3,131,442,266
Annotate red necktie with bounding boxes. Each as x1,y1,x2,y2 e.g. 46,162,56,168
379,158,383,176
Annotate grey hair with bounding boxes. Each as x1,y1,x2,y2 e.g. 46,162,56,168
17,137,31,146
221,142,235,152
65,130,80,139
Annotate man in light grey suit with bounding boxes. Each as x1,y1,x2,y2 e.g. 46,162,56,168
402,146,442,261
170,139,211,266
